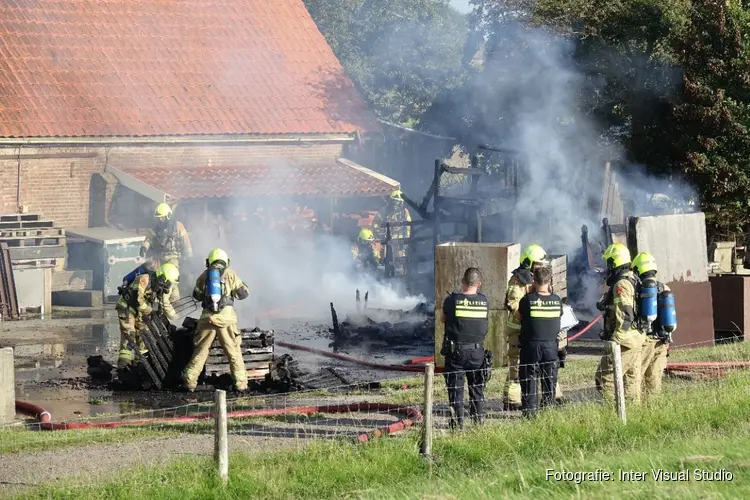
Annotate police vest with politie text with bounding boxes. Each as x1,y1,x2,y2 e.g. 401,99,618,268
443,292,489,347
520,292,563,343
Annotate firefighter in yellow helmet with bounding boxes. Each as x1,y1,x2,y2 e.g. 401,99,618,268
503,244,546,409
595,243,646,403
373,189,412,275
351,227,381,270
182,248,250,392
140,203,193,269
115,263,181,370
632,252,674,397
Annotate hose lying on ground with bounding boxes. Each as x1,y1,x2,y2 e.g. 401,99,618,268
14,400,421,442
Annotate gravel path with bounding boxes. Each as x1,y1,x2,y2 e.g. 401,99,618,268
0,433,306,495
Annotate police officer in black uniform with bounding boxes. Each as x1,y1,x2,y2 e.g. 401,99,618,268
516,266,563,417
441,267,489,430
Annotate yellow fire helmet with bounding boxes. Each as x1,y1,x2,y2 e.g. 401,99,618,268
154,202,172,219
632,252,657,275
390,189,404,202
358,228,375,244
520,244,547,268
206,248,230,268
602,243,631,269
156,263,180,283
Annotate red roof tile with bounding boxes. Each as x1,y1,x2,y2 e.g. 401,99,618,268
0,0,378,138
117,160,398,199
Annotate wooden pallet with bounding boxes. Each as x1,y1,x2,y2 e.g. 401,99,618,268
0,228,65,239
0,220,54,230
204,328,275,379
0,236,65,248
0,214,43,223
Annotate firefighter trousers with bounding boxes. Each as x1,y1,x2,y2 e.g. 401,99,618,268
182,319,248,390
444,347,485,426
595,332,646,403
116,307,146,370
641,337,668,396
519,341,559,415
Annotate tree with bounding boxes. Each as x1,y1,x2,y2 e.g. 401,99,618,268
669,0,750,241
529,0,691,167
304,0,470,126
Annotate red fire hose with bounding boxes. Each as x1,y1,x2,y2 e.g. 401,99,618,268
15,400,421,442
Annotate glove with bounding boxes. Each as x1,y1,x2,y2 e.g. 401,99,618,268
139,246,147,258
596,295,607,311
558,348,567,368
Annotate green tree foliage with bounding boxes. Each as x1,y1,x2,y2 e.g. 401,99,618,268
304,0,469,126
531,0,691,166
670,0,750,240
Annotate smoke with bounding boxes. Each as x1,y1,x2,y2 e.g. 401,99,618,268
183,173,426,327
421,19,697,259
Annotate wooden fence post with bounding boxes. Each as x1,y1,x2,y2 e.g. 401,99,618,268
610,341,627,424
214,389,229,485
420,363,435,457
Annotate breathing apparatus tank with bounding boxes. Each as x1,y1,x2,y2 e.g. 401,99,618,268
658,289,677,335
638,277,659,333
206,267,223,312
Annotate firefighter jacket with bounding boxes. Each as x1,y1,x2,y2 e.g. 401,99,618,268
504,267,532,333
193,268,249,328
116,273,180,319
602,269,640,342
351,243,381,267
143,220,193,264
373,204,412,240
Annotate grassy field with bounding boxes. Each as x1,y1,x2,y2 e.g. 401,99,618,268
0,426,177,455
20,365,750,499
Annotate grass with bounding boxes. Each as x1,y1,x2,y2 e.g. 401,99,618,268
0,426,177,455
21,369,750,499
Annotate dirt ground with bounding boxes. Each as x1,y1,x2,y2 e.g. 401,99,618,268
0,433,307,494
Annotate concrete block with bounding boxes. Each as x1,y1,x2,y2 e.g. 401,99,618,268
632,212,714,347
434,243,519,368
51,269,94,291
51,290,103,308
0,347,14,424
632,212,709,283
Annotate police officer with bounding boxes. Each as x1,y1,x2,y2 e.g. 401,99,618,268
441,267,489,430
595,243,646,403
503,244,546,409
632,252,673,397
515,266,563,417
182,249,250,392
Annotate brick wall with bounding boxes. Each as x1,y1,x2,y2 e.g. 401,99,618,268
0,141,346,228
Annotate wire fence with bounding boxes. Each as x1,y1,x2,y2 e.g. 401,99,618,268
3,336,750,484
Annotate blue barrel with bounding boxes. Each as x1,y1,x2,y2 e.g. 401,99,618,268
658,289,677,333
638,278,658,323
207,267,223,311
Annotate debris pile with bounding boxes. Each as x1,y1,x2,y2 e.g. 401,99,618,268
331,291,435,345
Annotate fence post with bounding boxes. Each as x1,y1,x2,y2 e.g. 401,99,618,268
420,362,435,458
610,341,627,424
214,389,229,485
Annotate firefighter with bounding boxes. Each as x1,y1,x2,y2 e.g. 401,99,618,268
595,243,646,403
351,228,381,270
515,266,563,417
632,252,673,397
140,203,193,269
503,244,546,409
182,249,250,392
116,263,180,370
373,189,412,274
441,267,489,430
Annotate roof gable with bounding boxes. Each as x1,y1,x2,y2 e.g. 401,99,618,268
0,0,378,138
